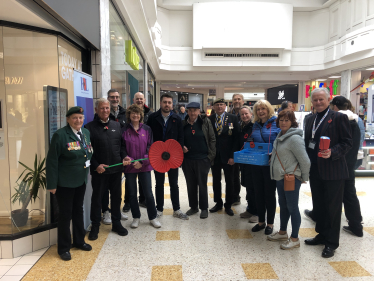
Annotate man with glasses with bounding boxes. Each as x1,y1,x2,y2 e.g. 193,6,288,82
108,89,127,127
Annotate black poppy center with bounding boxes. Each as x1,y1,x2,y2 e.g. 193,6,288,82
161,152,170,160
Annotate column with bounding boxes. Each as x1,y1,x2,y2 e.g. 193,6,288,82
215,84,225,100
155,81,161,110
340,69,351,99
350,70,362,114
98,0,111,99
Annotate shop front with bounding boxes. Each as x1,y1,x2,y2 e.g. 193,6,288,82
0,23,90,257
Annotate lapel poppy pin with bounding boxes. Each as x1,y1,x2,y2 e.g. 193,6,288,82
104,126,108,130
244,133,248,139
266,123,271,129
328,119,332,123
192,130,195,135
250,142,255,148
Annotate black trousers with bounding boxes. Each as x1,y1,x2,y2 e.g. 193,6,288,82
212,158,234,209
344,167,363,233
56,183,86,255
251,165,276,224
123,178,145,205
233,163,241,202
241,164,257,215
91,172,122,227
309,164,344,249
182,157,211,210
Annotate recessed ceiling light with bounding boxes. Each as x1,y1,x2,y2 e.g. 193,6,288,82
177,87,180,88
192,88,194,89
315,79,327,81
118,37,122,39
328,76,341,78
367,68,374,70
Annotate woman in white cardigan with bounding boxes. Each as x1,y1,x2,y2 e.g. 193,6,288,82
268,110,311,250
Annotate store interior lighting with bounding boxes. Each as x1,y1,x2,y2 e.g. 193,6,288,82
328,76,341,78
315,79,327,81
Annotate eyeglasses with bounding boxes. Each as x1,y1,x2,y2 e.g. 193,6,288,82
108,96,120,99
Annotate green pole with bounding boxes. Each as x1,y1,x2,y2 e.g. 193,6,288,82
104,158,149,169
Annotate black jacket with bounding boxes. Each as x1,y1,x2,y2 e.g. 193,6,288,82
146,109,184,147
143,105,153,124
182,114,216,164
304,110,352,180
239,121,254,187
345,119,360,173
110,105,127,127
209,112,240,164
85,118,127,174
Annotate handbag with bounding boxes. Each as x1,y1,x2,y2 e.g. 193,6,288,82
275,150,298,191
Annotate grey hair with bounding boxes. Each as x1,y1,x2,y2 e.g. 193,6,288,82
232,93,244,101
95,98,110,108
311,87,330,100
240,105,252,114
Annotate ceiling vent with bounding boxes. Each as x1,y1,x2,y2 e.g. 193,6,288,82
205,53,279,58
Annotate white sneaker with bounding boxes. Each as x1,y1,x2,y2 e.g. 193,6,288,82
267,231,288,241
248,215,259,223
157,210,163,218
150,218,161,228
280,238,300,250
121,212,128,220
131,218,140,228
173,209,189,220
102,211,112,225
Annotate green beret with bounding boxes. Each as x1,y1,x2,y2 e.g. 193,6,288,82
213,98,225,105
66,106,84,117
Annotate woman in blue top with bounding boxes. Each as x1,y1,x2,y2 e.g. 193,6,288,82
250,100,281,235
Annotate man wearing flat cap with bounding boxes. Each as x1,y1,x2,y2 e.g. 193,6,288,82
182,102,216,219
208,99,240,216
46,106,93,261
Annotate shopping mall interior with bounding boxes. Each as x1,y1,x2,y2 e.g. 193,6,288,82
1,0,374,280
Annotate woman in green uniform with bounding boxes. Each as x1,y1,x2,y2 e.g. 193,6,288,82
46,106,93,261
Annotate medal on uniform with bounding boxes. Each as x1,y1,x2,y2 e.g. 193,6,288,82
67,143,71,151
228,129,232,135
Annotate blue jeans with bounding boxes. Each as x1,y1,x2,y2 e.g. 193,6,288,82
276,178,301,238
126,172,157,220
154,168,180,212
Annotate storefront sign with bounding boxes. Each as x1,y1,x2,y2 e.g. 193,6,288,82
125,40,140,70
60,51,82,81
267,84,298,105
5,77,23,85
73,69,93,126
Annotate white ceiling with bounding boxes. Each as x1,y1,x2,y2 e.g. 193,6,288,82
0,0,56,30
157,0,330,11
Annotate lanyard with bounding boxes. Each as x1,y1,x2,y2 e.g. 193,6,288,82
312,109,329,139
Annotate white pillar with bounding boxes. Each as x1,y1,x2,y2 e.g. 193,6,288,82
155,81,161,110
350,70,362,114
99,0,111,98
340,69,351,99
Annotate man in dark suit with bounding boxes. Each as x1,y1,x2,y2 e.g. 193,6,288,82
147,93,189,220
208,98,240,216
304,88,352,258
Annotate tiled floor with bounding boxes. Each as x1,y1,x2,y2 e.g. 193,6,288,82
17,171,374,280
0,247,48,280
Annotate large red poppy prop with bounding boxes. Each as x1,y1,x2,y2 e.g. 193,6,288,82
149,139,184,173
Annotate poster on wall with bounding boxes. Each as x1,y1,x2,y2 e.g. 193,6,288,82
267,84,299,105
73,69,93,126
46,86,68,143
178,93,189,103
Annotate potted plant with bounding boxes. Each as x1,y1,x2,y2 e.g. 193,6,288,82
11,154,46,227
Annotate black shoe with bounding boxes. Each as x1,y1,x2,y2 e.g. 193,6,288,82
112,223,128,236
322,246,335,258
122,203,131,212
72,243,92,251
139,201,147,208
265,226,273,235
209,204,223,213
59,252,71,261
252,223,266,232
304,238,325,246
225,208,234,216
342,226,363,237
304,209,315,222
88,225,99,241
186,208,199,216
200,210,208,219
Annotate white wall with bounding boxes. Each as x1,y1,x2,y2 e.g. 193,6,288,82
157,8,192,47
193,2,293,50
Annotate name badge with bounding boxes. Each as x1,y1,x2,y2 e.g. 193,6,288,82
85,160,91,167
309,140,316,149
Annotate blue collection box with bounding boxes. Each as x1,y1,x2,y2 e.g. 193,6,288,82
234,142,273,166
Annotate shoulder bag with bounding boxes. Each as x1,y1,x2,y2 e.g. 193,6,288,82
275,150,298,191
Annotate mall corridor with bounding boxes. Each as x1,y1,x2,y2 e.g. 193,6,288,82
4,172,371,281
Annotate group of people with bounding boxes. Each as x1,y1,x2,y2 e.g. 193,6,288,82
46,87,362,261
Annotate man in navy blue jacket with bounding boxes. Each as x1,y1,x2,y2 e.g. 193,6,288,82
147,93,189,220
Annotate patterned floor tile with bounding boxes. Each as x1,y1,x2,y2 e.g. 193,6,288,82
156,231,180,241
164,194,170,199
298,228,318,238
151,265,182,281
209,193,225,198
364,227,374,236
217,208,237,214
226,229,253,239
242,263,278,279
304,192,312,197
163,209,174,215
329,261,371,277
